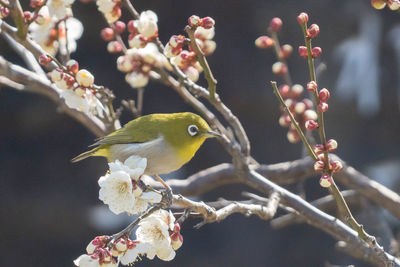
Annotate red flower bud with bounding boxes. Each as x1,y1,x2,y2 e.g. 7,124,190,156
66,59,79,74
319,175,332,188
280,44,293,59
38,54,51,66
326,139,338,151
107,41,122,53
0,7,10,18
30,0,44,8
307,24,320,39
303,99,313,109
287,130,300,143
23,11,32,22
305,120,319,130
188,15,201,27
114,21,126,34
127,20,138,34
201,17,215,29
314,160,325,172
269,17,283,32
318,88,330,102
279,84,290,98
272,62,288,76
101,27,114,41
314,144,325,154
255,36,274,49
311,47,322,58
331,160,343,172
297,12,309,24
298,46,308,58
318,102,328,112
307,81,317,92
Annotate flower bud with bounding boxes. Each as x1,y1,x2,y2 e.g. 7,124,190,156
202,40,216,55
0,7,10,19
307,24,320,39
305,120,318,130
50,68,63,82
294,102,306,114
184,66,200,82
76,69,94,87
125,71,149,88
307,81,317,92
74,87,86,97
128,34,147,48
170,232,183,250
107,41,122,53
303,99,313,109
298,46,308,58
114,21,126,34
30,0,44,8
127,20,139,34
279,115,290,127
326,139,338,151
66,59,79,74
101,27,114,41
297,12,309,24
188,15,201,27
319,175,332,188
314,144,325,155
311,47,322,58
371,0,387,9
280,44,293,59
164,43,181,58
272,62,287,75
303,109,317,121
39,54,51,66
318,88,330,102
388,0,400,10
317,153,329,162
287,130,300,143
255,36,274,49
279,84,290,98
331,160,343,172
201,16,215,29
269,17,282,32
23,11,32,22
117,56,134,72
314,160,325,172
169,35,185,48
291,84,304,98
318,102,328,112
114,238,128,253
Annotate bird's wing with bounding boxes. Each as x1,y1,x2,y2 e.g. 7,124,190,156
90,116,160,146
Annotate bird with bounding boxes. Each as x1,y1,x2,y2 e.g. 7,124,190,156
72,112,219,175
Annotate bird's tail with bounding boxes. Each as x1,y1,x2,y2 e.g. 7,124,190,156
71,146,106,163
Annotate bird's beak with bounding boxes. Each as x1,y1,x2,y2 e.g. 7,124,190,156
204,130,221,138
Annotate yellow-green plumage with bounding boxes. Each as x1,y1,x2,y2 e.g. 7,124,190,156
72,112,217,175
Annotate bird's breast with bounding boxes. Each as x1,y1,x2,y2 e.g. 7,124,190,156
107,136,185,175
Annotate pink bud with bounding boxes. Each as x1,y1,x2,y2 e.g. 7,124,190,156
317,153,329,162
279,115,290,127
318,102,328,112
294,102,306,114
303,99,313,109
280,44,293,59
107,41,122,53
314,160,325,172
201,17,215,29
269,17,283,32
272,62,288,76
188,15,201,27
297,12,309,24
371,0,387,9
319,175,332,188
114,21,126,34
0,7,10,19
314,144,325,155
305,120,318,130
287,130,300,143
311,47,322,58
298,46,308,58
279,84,290,98
127,20,138,34
318,88,330,102
291,84,304,98
307,81,318,92
101,27,114,41
307,24,320,39
331,160,343,172
38,54,51,66
23,11,32,21
255,36,274,49
66,59,79,74
30,0,44,8
326,139,338,151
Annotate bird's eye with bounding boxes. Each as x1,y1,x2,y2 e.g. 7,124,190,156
187,124,199,136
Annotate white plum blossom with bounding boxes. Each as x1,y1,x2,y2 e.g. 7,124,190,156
119,241,151,265
125,71,149,88
137,10,158,38
59,17,84,54
96,0,121,23
108,155,147,180
59,90,106,118
76,69,95,87
135,210,176,261
98,170,135,215
74,254,100,267
130,191,162,214
47,0,75,19
195,26,215,40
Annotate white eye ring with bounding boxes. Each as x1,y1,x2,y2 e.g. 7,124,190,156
187,124,199,136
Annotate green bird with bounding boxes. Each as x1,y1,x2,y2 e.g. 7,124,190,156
72,112,219,175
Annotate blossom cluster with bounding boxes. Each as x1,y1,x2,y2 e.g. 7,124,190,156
255,17,317,143
163,15,217,82
44,57,106,117
96,0,122,23
74,210,183,266
27,0,83,55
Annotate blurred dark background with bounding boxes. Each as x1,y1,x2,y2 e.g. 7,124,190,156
1,0,400,266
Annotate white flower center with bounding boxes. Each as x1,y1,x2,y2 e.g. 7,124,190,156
118,181,129,194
